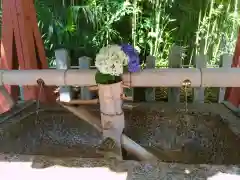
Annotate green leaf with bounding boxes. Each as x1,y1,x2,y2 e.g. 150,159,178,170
95,71,122,84
123,66,129,73
95,71,115,84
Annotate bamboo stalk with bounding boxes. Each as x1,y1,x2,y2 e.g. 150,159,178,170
132,0,137,47
98,82,124,159
63,99,99,105
2,68,240,87
0,69,203,86
58,97,136,110
88,86,98,91
59,103,157,161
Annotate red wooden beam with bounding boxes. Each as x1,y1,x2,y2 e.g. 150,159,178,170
0,0,19,112
225,29,240,107
0,0,56,113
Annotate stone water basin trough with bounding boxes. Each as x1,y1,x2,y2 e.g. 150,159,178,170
0,101,240,179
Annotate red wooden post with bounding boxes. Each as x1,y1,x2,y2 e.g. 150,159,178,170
225,29,240,107
0,0,19,112
0,0,56,113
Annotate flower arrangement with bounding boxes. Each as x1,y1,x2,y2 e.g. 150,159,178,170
95,44,141,159
95,44,140,85
94,44,140,159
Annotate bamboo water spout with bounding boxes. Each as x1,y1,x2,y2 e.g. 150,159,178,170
60,81,133,159
60,104,157,161
97,82,126,159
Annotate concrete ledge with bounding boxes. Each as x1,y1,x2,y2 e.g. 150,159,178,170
0,153,240,180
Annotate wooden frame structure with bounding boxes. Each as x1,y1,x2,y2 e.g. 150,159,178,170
0,68,240,87
0,0,55,113
225,29,240,108
0,0,240,113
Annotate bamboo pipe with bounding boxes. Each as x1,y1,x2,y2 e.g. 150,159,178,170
62,96,132,105
1,68,240,87
60,100,136,110
60,87,132,105
59,98,133,105
88,86,98,91
62,99,99,105
86,85,133,101
59,104,157,161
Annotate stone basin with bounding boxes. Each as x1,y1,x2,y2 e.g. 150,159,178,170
0,101,240,165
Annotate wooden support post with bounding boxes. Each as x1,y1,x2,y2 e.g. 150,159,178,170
168,45,182,103
12,0,50,102
218,54,232,103
145,56,155,101
0,0,55,108
193,54,207,103
98,82,124,159
55,49,72,102
78,56,92,100
0,0,18,113
225,29,240,108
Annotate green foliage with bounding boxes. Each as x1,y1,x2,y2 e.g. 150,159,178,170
2,0,237,67
35,0,134,66
95,71,122,84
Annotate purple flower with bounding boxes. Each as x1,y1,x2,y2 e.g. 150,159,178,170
121,44,140,73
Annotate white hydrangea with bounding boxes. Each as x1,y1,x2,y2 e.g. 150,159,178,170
95,45,128,76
